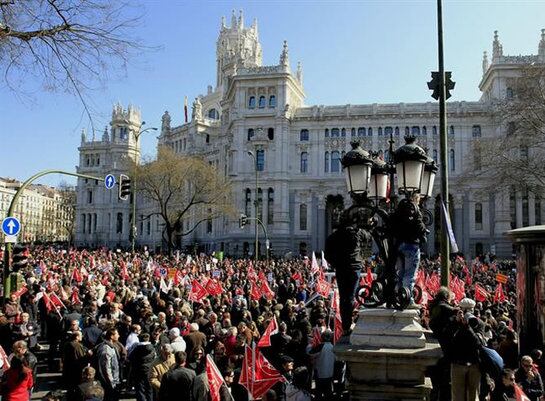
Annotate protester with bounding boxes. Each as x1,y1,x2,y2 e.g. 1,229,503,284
74,366,105,401
0,356,33,401
158,351,196,401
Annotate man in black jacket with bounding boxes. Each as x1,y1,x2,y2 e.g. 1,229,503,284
128,333,156,401
159,351,195,401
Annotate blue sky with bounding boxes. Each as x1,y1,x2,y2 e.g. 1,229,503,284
1,0,544,186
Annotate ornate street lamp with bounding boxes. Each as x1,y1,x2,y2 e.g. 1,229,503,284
342,141,374,195
369,156,389,201
393,135,428,195
421,157,438,199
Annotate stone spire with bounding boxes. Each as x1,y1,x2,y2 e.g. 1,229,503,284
221,15,226,30
238,9,244,29
251,18,258,36
492,30,503,62
231,9,237,29
280,40,289,70
539,29,545,61
81,128,86,144
102,126,109,142
482,51,489,75
296,61,303,84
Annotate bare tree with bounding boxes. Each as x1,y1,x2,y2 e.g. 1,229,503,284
135,147,235,253
459,65,545,196
0,0,148,130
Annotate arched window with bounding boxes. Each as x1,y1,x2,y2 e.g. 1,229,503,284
269,95,276,108
412,126,420,136
385,127,393,136
395,127,400,136
300,129,309,141
258,96,266,108
472,125,482,137
300,152,308,173
267,188,274,225
257,189,263,221
422,126,427,136
116,213,123,233
378,127,383,136
449,125,455,135
81,214,86,233
506,87,514,99
405,126,410,136
351,128,356,137
368,127,373,136
450,149,455,171
341,128,346,137
331,151,341,172
247,128,254,141
248,96,256,109
268,128,274,140
331,128,340,137
324,152,330,173
433,126,437,135
475,202,483,230
358,127,366,137
433,149,438,163
206,134,210,144
256,150,265,171
325,128,329,137
299,204,308,230
208,109,220,119
245,189,252,217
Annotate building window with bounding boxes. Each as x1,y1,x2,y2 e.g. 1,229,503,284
269,95,276,108
449,125,455,135
331,128,340,137
257,189,263,221
147,220,151,235
536,195,542,225
395,127,400,136
324,152,330,173
507,122,516,136
357,127,366,137
267,188,274,225
88,190,92,204
208,108,220,119
300,152,308,173
433,126,437,135
300,129,309,141
258,96,266,108
256,150,265,171
385,127,393,137
206,134,210,144
506,87,514,99
87,213,92,234
472,125,481,137
520,145,528,159
81,214,86,233
341,128,346,137
116,212,123,234
86,157,90,166
351,128,356,136
93,214,97,233
325,128,329,137
268,128,274,140
405,126,410,136
245,189,252,217
248,96,256,109
368,127,373,136
331,151,341,173
422,126,427,136
450,149,455,171
475,202,483,230
96,156,100,165
412,126,420,136
378,127,383,136
522,189,529,227
247,128,254,141
299,204,307,231
510,186,516,229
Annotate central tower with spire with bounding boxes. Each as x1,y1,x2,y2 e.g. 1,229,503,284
216,10,262,91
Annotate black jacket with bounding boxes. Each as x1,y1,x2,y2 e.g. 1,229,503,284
159,366,196,401
129,342,157,379
391,199,427,244
325,225,370,271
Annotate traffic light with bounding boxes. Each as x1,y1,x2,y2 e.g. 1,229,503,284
427,71,455,100
239,214,248,229
11,245,29,272
119,174,131,201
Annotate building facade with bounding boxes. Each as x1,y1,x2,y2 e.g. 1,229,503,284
0,178,75,243
75,12,545,258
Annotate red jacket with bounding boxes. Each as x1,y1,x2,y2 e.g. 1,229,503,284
1,367,33,401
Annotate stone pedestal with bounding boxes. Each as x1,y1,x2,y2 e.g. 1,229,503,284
334,308,442,401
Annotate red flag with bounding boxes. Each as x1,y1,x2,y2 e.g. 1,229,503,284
426,272,441,295
206,355,226,401
315,275,331,298
0,345,10,370
71,288,81,305
189,279,208,302
310,327,323,348
311,252,321,276
494,283,506,303
331,289,343,343
71,267,83,283
449,275,465,303
120,262,129,281
366,266,374,287
474,284,489,302
173,270,184,286
259,280,275,301
240,345,285,400
514,384,531,401
291,271,302,282
257,317,278,348
12,286,28,299
205,279,223,297
249,281,261,301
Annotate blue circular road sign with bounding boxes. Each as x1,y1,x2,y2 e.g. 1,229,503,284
104,174,116,189
2,217,21,236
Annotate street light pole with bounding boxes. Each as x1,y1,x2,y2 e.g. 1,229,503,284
247,151,259,265
131,122,157,253
436,0,451,286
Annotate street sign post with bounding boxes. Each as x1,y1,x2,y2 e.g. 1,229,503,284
104,174,116,189
2,217,21,237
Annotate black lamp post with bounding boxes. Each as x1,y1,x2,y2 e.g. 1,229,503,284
337,134,434,310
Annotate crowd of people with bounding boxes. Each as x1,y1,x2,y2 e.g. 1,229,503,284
0,246,541,401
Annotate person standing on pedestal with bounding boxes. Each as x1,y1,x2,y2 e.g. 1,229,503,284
325,211,371,335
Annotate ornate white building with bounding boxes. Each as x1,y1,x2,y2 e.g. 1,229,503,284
75,12,545,259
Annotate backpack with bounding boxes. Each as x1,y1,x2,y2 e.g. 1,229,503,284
479,346,504,380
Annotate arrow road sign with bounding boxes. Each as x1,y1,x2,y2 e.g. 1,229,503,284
104,174,116,189
2,217,21,236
